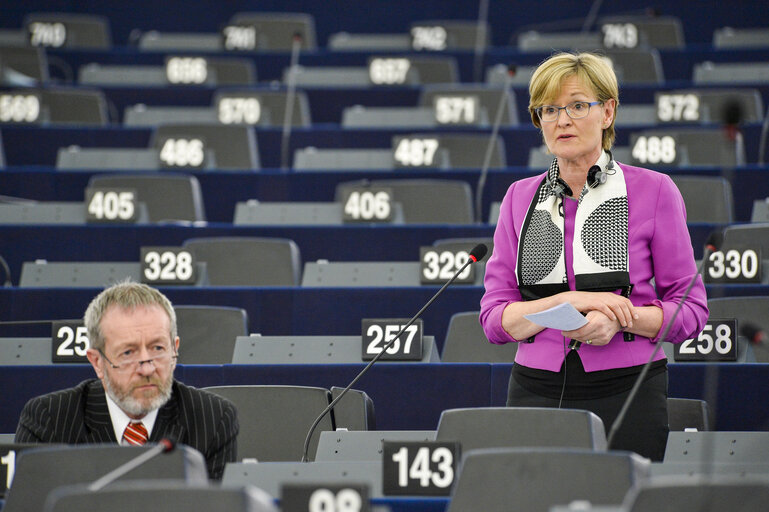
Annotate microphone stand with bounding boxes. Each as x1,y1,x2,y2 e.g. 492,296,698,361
280,33,302,170
88,440,175,492
300,246,487,462
606,241,717,450
475,67,511,223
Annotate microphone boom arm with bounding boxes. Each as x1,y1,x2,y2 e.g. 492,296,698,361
300,248,485,462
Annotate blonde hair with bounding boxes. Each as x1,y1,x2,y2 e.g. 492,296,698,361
528,52,620,150
84,281,177,352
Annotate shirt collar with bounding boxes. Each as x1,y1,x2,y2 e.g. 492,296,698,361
594,150,611,171
105,392,159,444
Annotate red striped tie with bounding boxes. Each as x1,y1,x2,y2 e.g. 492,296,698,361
123,422,148,446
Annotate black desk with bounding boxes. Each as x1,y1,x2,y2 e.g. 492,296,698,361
2,363,768,434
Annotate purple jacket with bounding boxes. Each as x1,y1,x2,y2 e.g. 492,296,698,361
480,163,709,372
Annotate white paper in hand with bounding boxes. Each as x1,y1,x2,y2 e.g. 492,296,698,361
523,303,588,331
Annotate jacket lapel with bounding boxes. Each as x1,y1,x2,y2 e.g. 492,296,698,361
150,384,186,443
83,381,118,443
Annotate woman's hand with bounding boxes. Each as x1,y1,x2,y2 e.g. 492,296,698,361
561,310,622,346
564,291,637,330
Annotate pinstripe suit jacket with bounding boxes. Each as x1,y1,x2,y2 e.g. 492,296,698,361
14,379,238,480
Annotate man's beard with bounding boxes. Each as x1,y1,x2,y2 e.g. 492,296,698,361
103,372,173,417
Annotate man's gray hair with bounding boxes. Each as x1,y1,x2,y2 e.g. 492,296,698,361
84,281,177,352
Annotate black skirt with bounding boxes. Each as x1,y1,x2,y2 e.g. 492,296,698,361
507,352,669,462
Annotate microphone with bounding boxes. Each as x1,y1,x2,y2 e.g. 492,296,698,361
472,0,490,83
300,244,488,462
606,230,721,450
475,65,513,223
88,439,176,492
741,322,765,345
280,32,303,170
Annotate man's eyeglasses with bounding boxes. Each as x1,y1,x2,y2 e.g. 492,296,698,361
99,348,178,373
535,101,602,122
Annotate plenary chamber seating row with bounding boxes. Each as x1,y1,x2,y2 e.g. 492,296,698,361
5,429,767,511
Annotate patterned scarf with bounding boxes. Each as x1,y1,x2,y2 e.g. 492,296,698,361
516,152,631,301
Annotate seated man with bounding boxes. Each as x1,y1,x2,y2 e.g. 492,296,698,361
15,281,238,480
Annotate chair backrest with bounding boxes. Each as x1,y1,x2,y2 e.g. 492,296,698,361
708,296,769,337
615,104,658,127
24,13,111,49
88,174,206,222
330,386,376,431
410,20,490,50
182,237,301,286
233,201,343,226
37,89,108,125
79,58,255,87
0,46,49,84
19,262,141,288
448,447,649,512
418,85,518,127
667,398,711,431
628,128,744,167
151,124,259,170
301,262,420,287
598,15,685,49
222,461,382,499
212,90,311,127
0,337,52,364
174,306,248,364
46,481,277,512
392,133,507,169
442,311,517,363
381,55,459,84
436,407,607,452
654,88,765,124
624,476,769,512
335,179,474,224
670,176,734,223
751,200,769,222
231,335,441,364
228,12,317,50
202,385,332,462
722,225,769,260
606,49,665,84
3,444,207,512
314,430,436,461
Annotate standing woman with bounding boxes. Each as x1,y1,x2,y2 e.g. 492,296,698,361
480,52,708,461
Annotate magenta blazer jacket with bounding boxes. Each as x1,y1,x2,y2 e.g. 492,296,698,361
480,162,709,372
